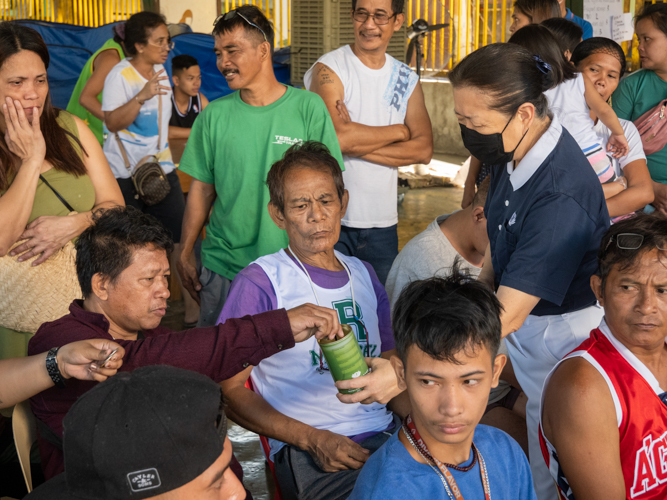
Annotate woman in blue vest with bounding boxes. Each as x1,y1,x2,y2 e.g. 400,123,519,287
449,43,609,500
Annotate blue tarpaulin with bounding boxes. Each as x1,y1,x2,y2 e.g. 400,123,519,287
13,20,291,109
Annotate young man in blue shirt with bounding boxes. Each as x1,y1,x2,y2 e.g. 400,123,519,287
349,271,536,500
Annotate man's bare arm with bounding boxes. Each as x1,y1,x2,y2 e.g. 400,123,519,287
221,367,371,472
359,83,433,167
176,179,215,303
308,63,409,156
543,358,626,500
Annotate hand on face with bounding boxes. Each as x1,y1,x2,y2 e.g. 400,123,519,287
2,96,45,164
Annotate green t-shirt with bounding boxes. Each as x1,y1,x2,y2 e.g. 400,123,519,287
66,38,125,146
178,86,344,280
612,69,667,184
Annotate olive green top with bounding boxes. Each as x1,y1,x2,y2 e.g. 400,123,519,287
0,110,95,357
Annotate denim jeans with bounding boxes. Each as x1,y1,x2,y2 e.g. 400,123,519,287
335,225,398,286
273,424,398,500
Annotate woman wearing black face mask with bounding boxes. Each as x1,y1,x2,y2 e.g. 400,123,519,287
450,43,610,500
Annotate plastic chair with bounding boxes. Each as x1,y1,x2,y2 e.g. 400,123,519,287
12,400,37,493
245,378,283,500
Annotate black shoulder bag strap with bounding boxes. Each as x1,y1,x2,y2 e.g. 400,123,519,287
39,174,75,213
36,418,63,451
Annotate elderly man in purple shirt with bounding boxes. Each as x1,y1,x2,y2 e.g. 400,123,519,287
27,206,343,484
219,142,408,500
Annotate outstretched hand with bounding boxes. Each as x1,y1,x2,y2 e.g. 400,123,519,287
56,339,125,383
286,303,344,343
137,69,170,103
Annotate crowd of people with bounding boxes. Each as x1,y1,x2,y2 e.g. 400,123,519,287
0,0,666,499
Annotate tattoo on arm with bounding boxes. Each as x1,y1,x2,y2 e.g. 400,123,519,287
317,64,335,86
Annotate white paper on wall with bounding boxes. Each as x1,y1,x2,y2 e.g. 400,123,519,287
584,0,624,38
612,12,634,42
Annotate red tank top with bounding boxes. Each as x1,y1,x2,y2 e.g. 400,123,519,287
539,326,667,499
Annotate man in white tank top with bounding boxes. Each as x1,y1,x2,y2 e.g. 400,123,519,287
304,0,433,285
220,143,407,500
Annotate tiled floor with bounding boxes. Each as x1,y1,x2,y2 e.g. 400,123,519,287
163,185,465,500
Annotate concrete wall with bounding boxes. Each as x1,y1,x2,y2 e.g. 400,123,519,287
160,0,217,34
422,79,470,157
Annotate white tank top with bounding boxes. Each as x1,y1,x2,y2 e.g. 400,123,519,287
304,45,419,229
545,73,600,150
251,249,393,458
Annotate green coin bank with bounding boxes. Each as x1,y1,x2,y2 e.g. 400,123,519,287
319,324,370,394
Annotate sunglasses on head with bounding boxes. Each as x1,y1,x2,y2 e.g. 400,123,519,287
213,10,268,42
604,233,667,253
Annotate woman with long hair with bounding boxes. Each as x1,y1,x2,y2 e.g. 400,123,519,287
0,22,123,359
450,43,609,500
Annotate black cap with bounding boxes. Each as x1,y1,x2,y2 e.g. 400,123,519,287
27,365,227,500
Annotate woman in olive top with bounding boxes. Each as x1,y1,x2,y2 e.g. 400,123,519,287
612,3,667,215
66,23,126,145
0,23,123,359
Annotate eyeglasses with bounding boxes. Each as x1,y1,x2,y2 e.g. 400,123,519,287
148,39,175,50
352,9,397,26
604,233,667,253
214,10,268,42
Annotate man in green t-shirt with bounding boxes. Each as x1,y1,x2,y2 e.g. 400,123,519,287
177,5,344,326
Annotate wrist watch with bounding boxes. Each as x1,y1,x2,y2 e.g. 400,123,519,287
46,347,66,388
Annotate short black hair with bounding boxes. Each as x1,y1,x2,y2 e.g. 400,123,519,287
172,54,199,76
392,264,503,366
541,18,584,56
449,43,553,119
123,11,167,57
213,5,275,48
597,213,667,292
570,37,626,79
508,24,577,86
636,2,667,38
75,207,174,298
266,141,344,214
351,0,404,14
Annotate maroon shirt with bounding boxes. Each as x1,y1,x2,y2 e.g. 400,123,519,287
28,300,295,481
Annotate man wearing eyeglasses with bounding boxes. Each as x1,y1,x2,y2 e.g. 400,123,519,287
304,0,433,286
539,214,667,500
177,6,344,328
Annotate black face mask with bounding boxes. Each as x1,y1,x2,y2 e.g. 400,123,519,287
459,114,528,166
